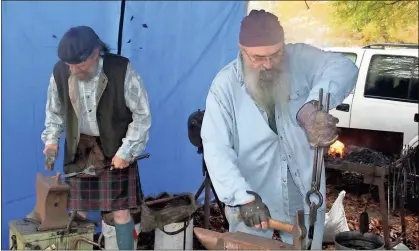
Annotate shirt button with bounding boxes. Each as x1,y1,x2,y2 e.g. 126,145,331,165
280,136,283,140
89,109,92,112
282,157,286,161
295,172,299,176
282,178,286,182
87,95,90,98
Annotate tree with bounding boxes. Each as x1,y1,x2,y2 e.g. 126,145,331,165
331,0,418,45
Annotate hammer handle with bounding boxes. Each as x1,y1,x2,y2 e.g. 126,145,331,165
268,218,294,234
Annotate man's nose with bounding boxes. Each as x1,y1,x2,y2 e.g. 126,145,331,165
263,59,272,70
69,65,80,73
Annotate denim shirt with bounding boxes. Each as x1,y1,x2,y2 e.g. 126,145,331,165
201,43,358,247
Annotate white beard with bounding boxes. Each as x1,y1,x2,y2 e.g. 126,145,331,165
243,59,291,119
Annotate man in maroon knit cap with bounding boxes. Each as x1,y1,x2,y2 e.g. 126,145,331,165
201,9,358,249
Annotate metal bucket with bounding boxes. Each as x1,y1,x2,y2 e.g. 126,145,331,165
334,231,385,250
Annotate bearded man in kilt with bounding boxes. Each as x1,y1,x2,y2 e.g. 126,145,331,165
41,26,151,250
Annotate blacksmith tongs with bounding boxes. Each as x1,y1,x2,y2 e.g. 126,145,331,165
64,153,150,178
305,88,331,250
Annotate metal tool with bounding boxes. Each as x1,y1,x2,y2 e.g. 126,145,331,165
305,88,330,250
195,210,307,250
237,213,294,233
64,153,150,178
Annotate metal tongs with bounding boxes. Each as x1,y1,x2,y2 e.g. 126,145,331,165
64,153,150,178
305,88,330,250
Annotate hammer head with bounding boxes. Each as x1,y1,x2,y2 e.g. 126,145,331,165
194,228,293,250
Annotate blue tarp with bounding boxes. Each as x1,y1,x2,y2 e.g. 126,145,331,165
1,1,246,248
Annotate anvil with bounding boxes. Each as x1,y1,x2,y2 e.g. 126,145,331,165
194,210,307,250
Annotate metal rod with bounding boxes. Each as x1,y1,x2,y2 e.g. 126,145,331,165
378,180,391,249
315,93,330,190
195,181,206,201
71,236,103,250
310,89,323,189
204,159,211,229
401,166,407,244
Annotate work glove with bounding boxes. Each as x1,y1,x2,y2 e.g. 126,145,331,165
297,100,339,147
239,191,270,228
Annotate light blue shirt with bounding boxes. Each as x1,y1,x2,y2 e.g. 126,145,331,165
201,43,358,248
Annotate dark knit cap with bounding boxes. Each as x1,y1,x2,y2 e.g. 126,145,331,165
58,26,101,64
239,9,284,47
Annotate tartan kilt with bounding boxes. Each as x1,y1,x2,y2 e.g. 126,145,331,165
65,162,143,212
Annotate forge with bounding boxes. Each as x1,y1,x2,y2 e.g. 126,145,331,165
326,141,391,167
323,134,412,250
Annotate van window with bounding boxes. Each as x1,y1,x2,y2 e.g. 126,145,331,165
364,55,418,103
342,53,357,63
332,52,357,63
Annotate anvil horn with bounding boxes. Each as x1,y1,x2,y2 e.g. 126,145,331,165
193,227,294,250
193,227,231,249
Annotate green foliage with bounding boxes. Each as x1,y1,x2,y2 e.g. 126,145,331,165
331,0,418,43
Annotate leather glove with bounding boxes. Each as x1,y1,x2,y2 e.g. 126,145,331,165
297,100,339,147
239,191,270,228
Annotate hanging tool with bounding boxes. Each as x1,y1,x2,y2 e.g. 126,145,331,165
305,88,331,250
64,153,150,178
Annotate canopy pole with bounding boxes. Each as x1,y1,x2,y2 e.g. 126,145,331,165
117,0,126,55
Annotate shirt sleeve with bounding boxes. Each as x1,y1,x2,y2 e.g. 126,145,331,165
116,62,151,162
41,74,65,145
292,43,359,111
201,83,254,206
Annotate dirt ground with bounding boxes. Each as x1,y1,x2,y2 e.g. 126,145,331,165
134,172,419,250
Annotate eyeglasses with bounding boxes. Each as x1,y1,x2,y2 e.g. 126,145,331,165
242,48,284,66
66,50,96,71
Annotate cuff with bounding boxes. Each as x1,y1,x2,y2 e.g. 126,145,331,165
116,147,133,162
296,101,318,126
45,139,59,145
232,190,255,206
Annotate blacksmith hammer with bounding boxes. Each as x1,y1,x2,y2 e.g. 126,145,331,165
194,210,307,250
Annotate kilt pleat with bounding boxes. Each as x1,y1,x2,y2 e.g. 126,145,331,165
65,163,142,212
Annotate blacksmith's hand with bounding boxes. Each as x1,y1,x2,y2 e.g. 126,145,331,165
43,144,58,155
239,191,270,230
297,100,339,147
111,155,130,169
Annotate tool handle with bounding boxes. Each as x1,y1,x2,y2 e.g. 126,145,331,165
268,218,294,234
133,153,150,161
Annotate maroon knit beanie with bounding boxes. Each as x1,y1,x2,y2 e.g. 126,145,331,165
240,9,284,47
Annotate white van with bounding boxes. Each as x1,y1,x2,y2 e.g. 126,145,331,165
324,43,418,156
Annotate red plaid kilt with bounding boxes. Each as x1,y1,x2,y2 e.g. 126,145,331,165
65,162,143,212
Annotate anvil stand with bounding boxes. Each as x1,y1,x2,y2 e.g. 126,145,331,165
194,146,229,230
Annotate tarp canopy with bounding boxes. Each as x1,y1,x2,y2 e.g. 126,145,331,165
1,1,246,248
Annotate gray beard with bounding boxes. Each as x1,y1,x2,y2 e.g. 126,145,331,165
243,61,291,119
70,63,99,82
